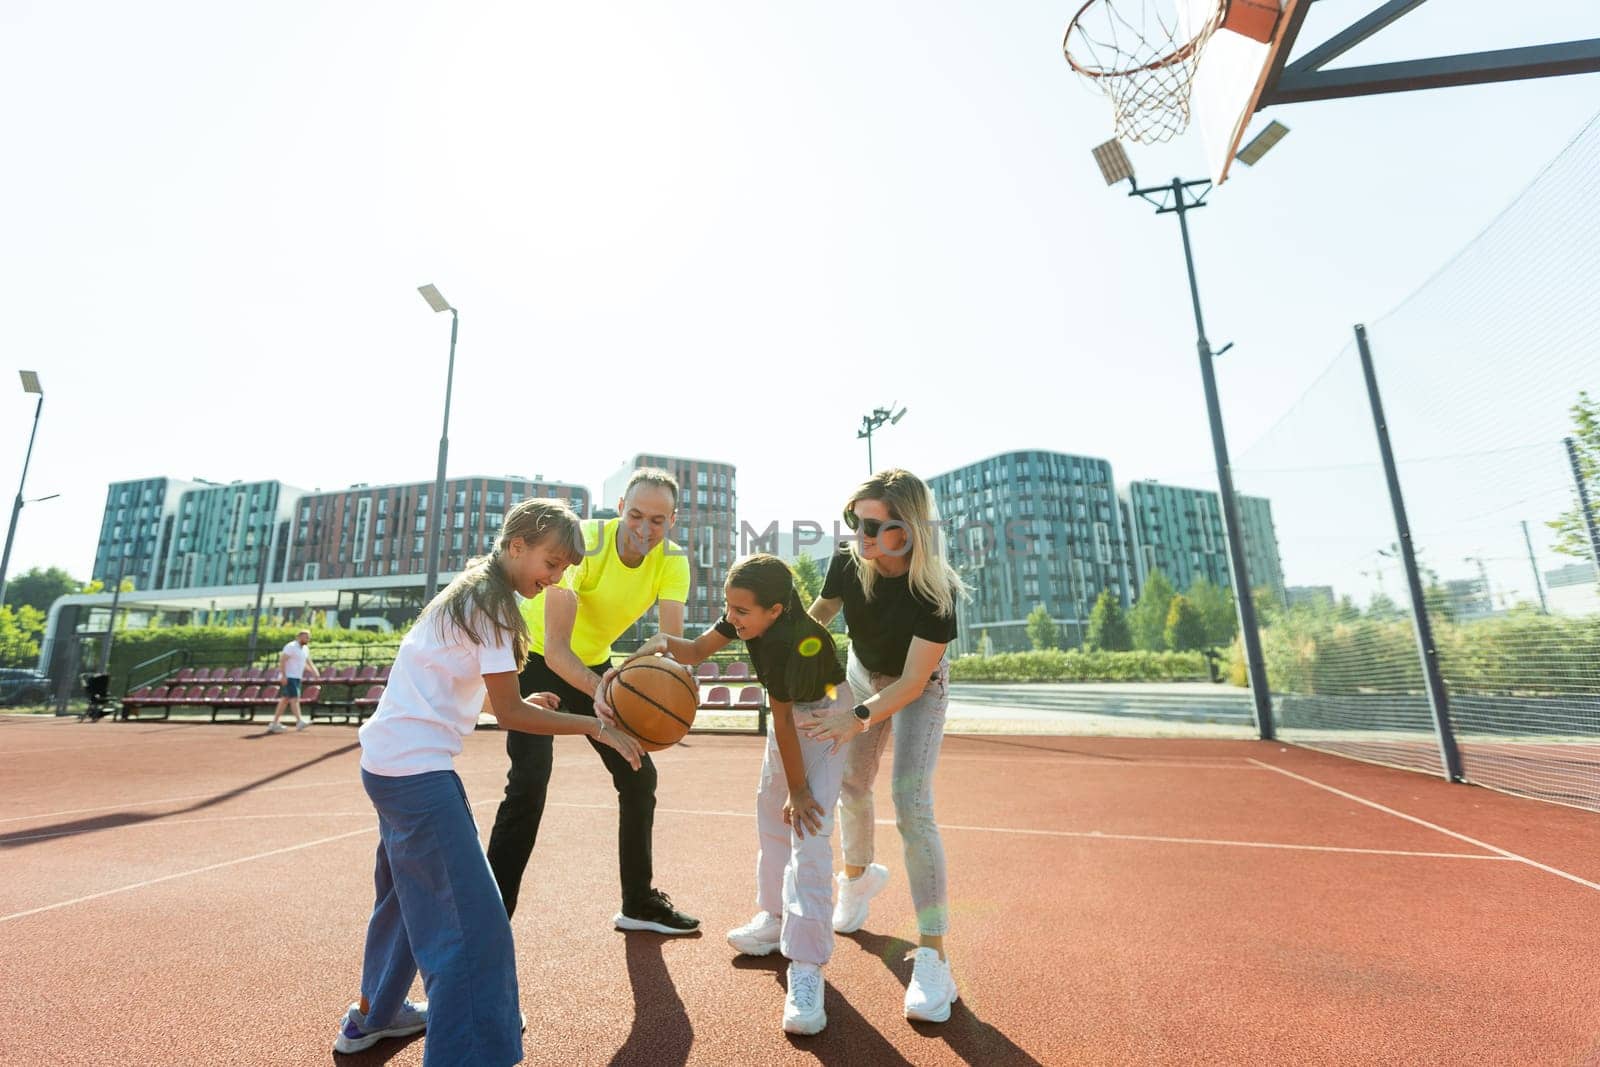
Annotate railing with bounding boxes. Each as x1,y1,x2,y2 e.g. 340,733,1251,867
127,648,191,692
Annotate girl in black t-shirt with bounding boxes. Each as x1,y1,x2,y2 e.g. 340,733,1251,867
803,468,966,1024
614,554,850,1037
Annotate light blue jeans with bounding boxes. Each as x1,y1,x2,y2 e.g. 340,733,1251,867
838,652,951,937
359,768,523,1067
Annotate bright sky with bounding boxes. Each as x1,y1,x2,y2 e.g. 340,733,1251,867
3,1,1597,594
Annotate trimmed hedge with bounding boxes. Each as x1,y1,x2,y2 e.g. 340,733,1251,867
949,649,1209,683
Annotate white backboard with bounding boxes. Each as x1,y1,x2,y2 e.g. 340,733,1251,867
1182,0,1302,183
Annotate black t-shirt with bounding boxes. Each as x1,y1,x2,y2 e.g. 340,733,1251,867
713,609,845,704
821,547,958,675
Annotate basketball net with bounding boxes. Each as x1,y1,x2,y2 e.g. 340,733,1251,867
1062,0,1225,145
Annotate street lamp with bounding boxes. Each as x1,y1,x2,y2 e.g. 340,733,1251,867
418,284,458,604
1091,135,1286,741
856,405,907,474
0,371,45,608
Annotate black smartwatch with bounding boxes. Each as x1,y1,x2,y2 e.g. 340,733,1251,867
852,704,871,732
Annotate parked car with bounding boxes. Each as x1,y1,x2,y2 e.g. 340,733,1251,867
0,668,53,706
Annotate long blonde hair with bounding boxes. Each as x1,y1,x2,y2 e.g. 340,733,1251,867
846,469,967,617
424,498,586,668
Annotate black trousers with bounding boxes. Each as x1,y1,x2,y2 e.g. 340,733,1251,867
485,653,658,917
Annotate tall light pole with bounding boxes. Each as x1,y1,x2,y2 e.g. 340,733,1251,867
0,371,45,609
246,520,282,665
97,548,127,674
1521,520,1548,614
1092,134,1286,741
856,404,906,474
418,284,458,605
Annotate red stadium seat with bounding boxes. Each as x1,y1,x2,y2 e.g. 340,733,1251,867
701,685,732,710
722,662,750,682
354,685,385,723
695,662,720,681
733,686,765,710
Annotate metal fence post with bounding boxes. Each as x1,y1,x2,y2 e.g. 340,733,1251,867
1355,324,1463,782
1563,436,1600,582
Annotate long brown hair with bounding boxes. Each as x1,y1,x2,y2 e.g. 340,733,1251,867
424,498,585,668
726,553,840,703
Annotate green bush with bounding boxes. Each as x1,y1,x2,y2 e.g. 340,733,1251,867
949,649,1208,683
1245,603,1600,696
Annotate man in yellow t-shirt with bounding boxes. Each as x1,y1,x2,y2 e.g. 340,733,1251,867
486,469,699,934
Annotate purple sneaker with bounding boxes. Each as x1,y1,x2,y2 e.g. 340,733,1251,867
332,999,427,1054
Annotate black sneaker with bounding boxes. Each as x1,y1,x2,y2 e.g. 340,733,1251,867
614,889,700,935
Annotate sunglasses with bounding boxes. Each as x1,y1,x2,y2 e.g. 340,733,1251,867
843,509,896,538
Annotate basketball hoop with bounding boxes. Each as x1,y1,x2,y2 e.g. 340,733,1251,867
1063,0,1280,145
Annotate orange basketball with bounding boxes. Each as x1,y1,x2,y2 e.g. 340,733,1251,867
606,656,699,751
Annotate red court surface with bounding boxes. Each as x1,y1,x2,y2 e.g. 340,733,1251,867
3,714,1599,1066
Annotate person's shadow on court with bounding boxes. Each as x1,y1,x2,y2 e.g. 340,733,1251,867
0,742,360,849
850,931,1045,1067
609,931,699,1067
332,1030,422,1065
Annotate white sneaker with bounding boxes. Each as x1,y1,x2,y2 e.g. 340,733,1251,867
904,947,958,1022
296,719,310,731
727,911,781,956
831,863,888,933
782,962,826,1035
332,998,428,1054
267,722,285,734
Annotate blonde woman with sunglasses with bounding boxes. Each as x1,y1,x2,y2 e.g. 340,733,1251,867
802,468,967,1023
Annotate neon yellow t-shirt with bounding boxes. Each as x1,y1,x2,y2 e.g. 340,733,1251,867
521,518,692,665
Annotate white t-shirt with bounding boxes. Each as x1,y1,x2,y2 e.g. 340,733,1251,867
358,608,517,776
281,641,310,680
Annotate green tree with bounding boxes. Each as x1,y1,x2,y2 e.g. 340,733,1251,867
1550,391,1600,561
6,566,79,616
1085,590,1133,651
1164,594,1208,652
1025,603,1060,651
1366,591,1403,619
1129,570,1176,651
1186,577,1236,647
789,554,824,606
80,576,134,595
0,604,46,665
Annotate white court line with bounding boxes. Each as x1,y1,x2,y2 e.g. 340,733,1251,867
2,810,373,844
1250,758,1600,893
0,826,375,925
3,793,1514,924
539,801,1502,860
935,756,1260,771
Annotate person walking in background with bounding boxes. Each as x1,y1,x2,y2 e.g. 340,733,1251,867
268,629,318,733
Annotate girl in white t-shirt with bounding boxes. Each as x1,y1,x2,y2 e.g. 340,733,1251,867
334,499,643,1065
